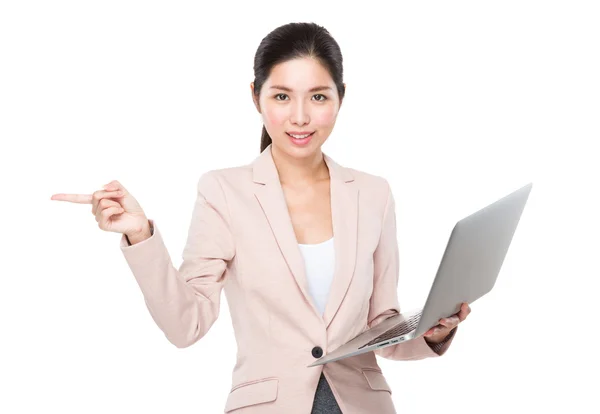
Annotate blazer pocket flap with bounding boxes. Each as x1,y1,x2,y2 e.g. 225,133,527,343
225,377,279,412
362,369,392,394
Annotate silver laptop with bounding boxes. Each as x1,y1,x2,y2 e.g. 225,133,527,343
307,182,533,367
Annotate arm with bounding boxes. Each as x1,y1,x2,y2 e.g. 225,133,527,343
119,171,236,348
368,179,457,360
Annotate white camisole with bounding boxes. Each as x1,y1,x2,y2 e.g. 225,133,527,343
297,237,335,316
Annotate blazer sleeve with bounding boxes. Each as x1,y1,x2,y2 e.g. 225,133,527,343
367,179,457,360
119,171,236,348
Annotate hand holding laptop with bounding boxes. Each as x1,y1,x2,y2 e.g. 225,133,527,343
307,183,532,367
423,302,471,344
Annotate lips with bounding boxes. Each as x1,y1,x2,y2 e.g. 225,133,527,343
286,132,315,138
286,131,315,146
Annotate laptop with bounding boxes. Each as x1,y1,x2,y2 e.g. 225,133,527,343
307,182,533,367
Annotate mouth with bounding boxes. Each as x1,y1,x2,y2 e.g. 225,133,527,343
286,131,315,139
286,131,315,146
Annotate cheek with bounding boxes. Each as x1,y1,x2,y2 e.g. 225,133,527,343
314,106,337,126
263,106,287,127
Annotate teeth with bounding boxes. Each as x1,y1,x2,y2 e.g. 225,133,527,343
289,133,312,139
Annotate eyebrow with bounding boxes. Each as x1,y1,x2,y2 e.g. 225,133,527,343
268,85,333,92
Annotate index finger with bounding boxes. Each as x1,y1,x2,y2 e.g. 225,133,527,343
50,193,92,204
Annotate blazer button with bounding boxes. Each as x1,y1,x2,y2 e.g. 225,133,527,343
312,346,323,358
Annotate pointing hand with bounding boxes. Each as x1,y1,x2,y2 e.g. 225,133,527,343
51,180,149,237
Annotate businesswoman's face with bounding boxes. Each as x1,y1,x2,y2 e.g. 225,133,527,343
251,57,344,158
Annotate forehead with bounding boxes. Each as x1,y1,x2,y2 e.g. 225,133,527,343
266,57,334,90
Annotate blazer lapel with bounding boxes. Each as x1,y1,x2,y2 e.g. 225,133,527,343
252,144,358,330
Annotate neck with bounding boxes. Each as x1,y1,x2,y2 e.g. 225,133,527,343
271,145,330,187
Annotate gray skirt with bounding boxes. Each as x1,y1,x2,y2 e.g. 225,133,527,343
311,372,343,414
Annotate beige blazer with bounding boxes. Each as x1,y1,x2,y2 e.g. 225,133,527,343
119,143,456,413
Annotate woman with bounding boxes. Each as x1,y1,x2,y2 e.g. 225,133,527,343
51,22,470,414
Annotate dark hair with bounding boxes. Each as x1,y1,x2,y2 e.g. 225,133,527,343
252,22,346,153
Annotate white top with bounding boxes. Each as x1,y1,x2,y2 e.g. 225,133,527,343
297,237,335,316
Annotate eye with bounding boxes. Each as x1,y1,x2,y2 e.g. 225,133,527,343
274,93,289,101
313,94,327,102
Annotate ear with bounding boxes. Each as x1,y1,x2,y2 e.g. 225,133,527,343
250,82,261,113
339,82,346,109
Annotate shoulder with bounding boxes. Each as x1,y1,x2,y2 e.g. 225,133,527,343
342,166,394,219
345,166,390,192
198,164,252,189
344,166,393,207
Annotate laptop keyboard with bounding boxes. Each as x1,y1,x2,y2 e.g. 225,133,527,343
358,310,423,349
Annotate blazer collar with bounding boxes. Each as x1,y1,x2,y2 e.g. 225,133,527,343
252,144,359,330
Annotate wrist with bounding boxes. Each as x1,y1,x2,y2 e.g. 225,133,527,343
425,326,457,355
425,326,456,345
126,220,152,245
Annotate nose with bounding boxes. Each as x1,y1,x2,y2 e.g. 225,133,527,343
290,100,310,126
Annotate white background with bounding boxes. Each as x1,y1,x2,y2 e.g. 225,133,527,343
2,1,598,413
